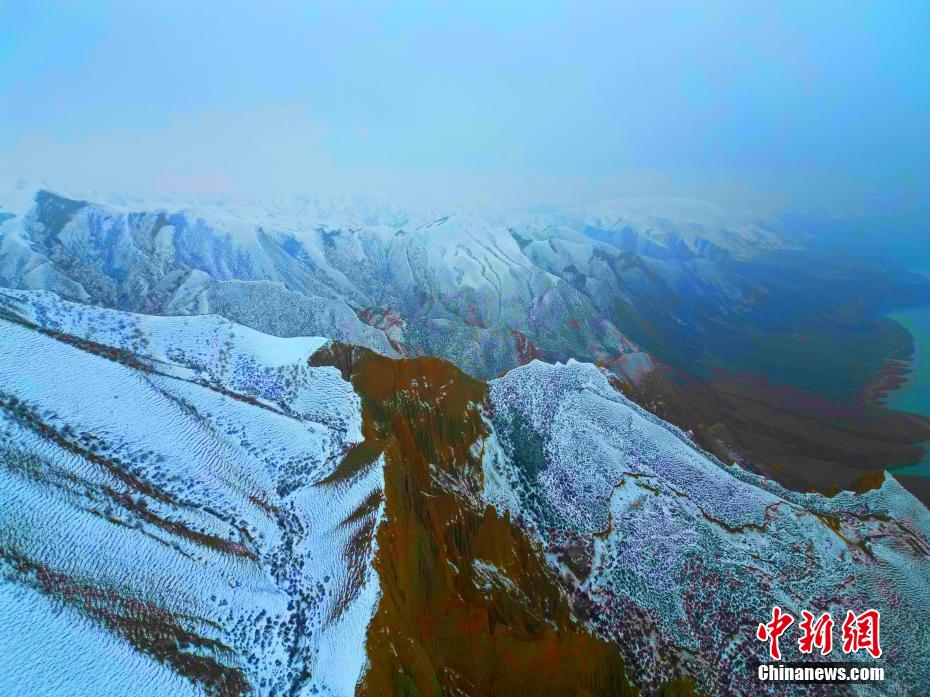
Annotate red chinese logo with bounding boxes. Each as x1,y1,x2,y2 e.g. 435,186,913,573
842,609,882,658
798,611,834,655
756,608,881,660
756,606,794,660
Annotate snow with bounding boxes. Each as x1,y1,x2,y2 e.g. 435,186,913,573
0,184,788,384
484,359,930,693
0,290,382,696
0,583,198,697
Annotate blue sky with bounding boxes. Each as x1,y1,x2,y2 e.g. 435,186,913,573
2,1,928,213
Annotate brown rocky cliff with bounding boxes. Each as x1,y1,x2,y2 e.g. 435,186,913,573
310,343,635,696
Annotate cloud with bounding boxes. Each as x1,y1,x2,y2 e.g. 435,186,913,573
1,103,330,197
153,170,235,195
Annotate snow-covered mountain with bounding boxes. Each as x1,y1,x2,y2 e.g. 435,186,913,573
1,289,927,695
4,184,928,501
0,186,654,379
0,289,380,696
0,184,795,383
485,360,930,693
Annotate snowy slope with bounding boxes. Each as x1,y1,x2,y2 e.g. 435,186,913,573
0,289,383,696
484,360,930,695
561,197,792,258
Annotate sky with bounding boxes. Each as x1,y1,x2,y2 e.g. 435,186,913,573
2,1,929,216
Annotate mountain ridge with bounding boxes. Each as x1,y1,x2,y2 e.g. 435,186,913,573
2,186,927,498
1,288,927,694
